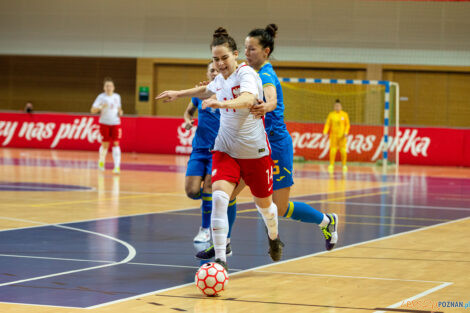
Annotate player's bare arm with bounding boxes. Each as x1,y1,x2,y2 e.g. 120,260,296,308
250,85,277,118
91,102,109,114
156,86,213,102
202,92,256,110
183,102,197,130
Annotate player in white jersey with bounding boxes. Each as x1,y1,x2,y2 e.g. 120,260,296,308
90,77,123,174
156,27,284,271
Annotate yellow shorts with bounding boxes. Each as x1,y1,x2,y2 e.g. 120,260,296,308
330,135,347,149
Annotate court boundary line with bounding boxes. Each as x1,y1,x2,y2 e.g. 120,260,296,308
0,254,245,271
86,215,468,310
373,282,452,313
0,219,137,290
253,270,451,284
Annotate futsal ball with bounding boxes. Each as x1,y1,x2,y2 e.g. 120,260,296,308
195,262,229,296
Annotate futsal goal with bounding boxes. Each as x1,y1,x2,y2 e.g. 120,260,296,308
279,78,399,171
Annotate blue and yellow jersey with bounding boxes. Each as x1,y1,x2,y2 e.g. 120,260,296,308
191,97,220,150
258,62,289,142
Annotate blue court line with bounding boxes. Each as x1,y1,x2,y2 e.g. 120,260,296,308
0,182,92,192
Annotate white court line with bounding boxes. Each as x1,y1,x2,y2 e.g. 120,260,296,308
87,215,469,310
373,282,453,313
254,270,451,284
0,217,137,289
326,201,470,211
0,254,114,264
0,254,244,272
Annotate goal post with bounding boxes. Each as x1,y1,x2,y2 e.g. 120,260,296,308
279,77,399,171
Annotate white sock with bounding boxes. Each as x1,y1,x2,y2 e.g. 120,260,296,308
99,146,107,163
256,202,279,240
319,214,330,227
112,146,121,168
211,190,229,262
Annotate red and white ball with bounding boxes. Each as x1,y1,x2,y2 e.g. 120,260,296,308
195,262,229,296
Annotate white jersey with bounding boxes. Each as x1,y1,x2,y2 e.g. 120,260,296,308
207,63,269,159
92,93,122,125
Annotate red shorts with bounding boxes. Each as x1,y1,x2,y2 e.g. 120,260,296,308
99,124,122,142
211,151,274,198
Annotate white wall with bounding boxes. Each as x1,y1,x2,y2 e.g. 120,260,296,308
1,0,469,65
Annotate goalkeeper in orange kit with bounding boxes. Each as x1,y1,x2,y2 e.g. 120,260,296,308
323,99,350,173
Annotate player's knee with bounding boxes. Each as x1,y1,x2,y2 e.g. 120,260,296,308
212,190,229,214
186,188,201,200
255,197,272,210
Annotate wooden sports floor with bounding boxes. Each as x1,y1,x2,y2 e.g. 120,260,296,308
0,148,469,313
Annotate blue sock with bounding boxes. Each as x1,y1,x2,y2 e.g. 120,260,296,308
201,192,212,228
227,198,237,238
283,201,324,224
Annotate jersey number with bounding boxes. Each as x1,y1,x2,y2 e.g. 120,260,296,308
266,167,273,185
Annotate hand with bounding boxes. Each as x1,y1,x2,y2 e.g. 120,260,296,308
202,98,223,109
250,99,268,119
196,81,210,87
184,119,194,130
155,90,180,102
100,102,108,109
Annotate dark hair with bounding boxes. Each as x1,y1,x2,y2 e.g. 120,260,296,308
210,27,237,52
335,99,340,103
247,23,278,57
103,77,114,84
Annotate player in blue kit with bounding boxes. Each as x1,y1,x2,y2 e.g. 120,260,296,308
184,62,237,246
196,24,339,259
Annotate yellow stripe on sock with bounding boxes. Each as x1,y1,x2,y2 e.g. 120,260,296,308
202,196,212,201
285,201,294,218
229,199,237,206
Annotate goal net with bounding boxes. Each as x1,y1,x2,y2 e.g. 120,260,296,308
280,78,399,170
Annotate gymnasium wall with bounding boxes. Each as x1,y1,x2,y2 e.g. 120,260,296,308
146,59,470,127
1,0,469,66
0,56,136,114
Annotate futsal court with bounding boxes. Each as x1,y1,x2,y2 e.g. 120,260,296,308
0,147,469,313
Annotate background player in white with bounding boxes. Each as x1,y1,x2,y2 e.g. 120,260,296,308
156,27,283,270
90,77,123,174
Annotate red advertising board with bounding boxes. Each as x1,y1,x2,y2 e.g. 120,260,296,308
0,112,195,155
286,122,470,166
0,112,469,167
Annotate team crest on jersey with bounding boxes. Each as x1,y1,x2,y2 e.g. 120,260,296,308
231,85,240,98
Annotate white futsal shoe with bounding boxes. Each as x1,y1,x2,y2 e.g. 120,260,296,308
193,227,211,243
321,213,338,251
